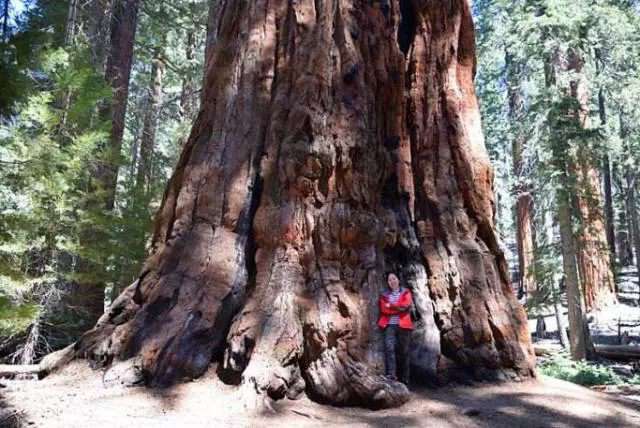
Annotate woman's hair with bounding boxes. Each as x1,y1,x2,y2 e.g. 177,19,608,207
385,271,398,280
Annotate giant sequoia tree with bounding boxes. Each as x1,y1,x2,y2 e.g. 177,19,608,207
72,0,535,408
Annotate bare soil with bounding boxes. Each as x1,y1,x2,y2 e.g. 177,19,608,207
1,362,640,428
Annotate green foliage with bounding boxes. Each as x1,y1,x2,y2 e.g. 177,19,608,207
0,0,208,345
540,354,640,386
0,40,111,279
0,291,38,336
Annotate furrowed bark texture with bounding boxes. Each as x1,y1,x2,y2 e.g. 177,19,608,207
75,0,534,408
568,51,616,312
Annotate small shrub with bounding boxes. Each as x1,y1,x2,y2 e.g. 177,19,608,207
539,355,631,386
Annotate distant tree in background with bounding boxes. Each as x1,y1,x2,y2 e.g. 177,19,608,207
474,0,640,359
0,0,207,363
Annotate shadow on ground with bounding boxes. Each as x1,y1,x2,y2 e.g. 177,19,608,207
3,363,640,427
265,377,640,428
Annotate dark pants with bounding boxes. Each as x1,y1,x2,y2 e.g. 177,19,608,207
383,325,411,384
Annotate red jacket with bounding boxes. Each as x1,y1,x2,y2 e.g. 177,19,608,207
378,288,414,330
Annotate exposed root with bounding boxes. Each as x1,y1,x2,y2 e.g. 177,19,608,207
39,344,75,376
304,348,410,409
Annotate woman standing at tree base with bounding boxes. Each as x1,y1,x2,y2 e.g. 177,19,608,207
379,272,414,385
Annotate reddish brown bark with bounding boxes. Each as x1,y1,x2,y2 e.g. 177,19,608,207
567,52,616,312
74,0,534,408
546,48,595,360
515,193,535,295
507,51,535,299
575,165,617,311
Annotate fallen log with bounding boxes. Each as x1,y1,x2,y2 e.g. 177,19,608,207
39,344,75,374
0,364,40,379
0,344,75,379
534,343,640,360
534,344,565,356
594,345,640,361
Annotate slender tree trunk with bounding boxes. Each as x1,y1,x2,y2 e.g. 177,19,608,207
617,212,634,267
507,51,535,300
179,30,196,120
64,0,78,45
58,0,80,129
553,280,569,349
85,0,112,74
628,179,640,288
543,203,568,349
598,99,617,273
98,0,140,210
621,111,640,286
75,0,535,409
618,114,634,266
515,194,535,296
557,189,593,359
136,48,165,193
179,0,200,123
2,0,9,43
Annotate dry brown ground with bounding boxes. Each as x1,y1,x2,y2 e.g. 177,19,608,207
2,362,640,428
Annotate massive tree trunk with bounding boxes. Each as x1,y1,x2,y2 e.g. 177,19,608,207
596,66,617,271
546,47,595,360
74,0,535,408
567,50,616,312
575,162,617,311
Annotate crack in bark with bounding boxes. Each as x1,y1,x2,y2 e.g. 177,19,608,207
398,0,417,56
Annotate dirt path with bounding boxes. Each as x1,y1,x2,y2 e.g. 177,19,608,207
2,362,640,427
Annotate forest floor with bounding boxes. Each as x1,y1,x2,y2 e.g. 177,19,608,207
2,269,640,427
1,361,640,428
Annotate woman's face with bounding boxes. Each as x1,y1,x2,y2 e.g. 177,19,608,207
387,273,399,291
